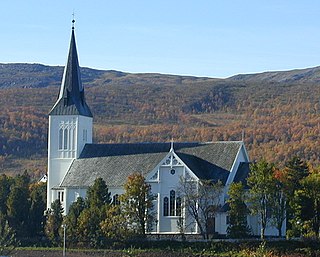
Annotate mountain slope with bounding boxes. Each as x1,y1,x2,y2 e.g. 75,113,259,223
0,63,319,175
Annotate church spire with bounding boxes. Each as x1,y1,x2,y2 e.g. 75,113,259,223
49,20,92,117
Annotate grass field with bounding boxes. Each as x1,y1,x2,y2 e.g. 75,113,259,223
8,240,320,257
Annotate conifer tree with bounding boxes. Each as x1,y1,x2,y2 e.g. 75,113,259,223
45,199,63,245
227,182,251,238
0,213,18,256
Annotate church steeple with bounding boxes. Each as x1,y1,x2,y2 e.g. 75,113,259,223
49,20,92,117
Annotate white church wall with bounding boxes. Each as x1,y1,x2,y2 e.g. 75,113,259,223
76,115,93,157
215,213,229,235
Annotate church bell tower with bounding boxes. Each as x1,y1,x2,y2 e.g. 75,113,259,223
47,20,93,210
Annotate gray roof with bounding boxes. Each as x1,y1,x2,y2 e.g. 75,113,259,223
60,141,243,188
49,26,92,117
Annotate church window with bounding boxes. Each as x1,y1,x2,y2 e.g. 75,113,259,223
170,190,176,216
163,197,169,216
58,191,64,202
68,127,72,150
113,194,120,205
71,127,75,150
176,197,182,216
170,169,175,175
83,129,87,142
63,128,68,150
163,190,182,217
58,128,63,150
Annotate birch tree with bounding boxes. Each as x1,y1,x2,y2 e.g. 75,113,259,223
179,178,223,239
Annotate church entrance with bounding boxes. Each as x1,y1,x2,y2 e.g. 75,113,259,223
207,213,215,234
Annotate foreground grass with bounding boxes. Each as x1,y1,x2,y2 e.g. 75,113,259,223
11,240,320,257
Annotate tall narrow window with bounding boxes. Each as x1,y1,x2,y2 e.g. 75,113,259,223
83,129,87,142
176,197,182,216
58,191,64,202
68,127,72,151
170,190,175,216
63,128,68,150
72,127,76,150
163,197,169,216
58,128,63,150
113,194,120,205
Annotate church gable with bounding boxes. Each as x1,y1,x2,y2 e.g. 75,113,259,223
146,148,198,184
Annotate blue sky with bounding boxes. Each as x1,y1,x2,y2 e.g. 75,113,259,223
0,1,320,78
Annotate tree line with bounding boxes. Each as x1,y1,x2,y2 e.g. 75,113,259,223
227,157,320,240
45,174,154,248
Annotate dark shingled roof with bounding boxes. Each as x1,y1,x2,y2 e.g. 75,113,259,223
49,26,92,117
233,162,251,187
60,141,243,188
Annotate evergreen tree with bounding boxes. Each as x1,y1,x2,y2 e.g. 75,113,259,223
29,182,47,237
76,178,112,247
85,177,111,209
0,213,18,256
45,199,63,245
6,185,30,237
64,197,85,245
227,182,251,238
282,157,309,235
0,174,12,215
77,207,105,247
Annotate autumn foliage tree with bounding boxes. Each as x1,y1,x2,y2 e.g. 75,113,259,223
120,173,155,237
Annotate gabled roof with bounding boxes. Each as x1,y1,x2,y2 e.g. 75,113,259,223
49,23,92,117
60,141,244,188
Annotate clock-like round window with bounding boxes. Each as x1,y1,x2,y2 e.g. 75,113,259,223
170,169,175,175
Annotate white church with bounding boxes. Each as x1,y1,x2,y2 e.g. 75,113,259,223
47,22,283,237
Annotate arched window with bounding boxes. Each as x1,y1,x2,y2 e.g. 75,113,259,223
170,190,175,216
164,191,182,217
163,197,169,216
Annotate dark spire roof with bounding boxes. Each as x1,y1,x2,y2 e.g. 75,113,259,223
49,21,93,117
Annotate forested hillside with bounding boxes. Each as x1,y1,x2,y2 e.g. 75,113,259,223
0,63,320,175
